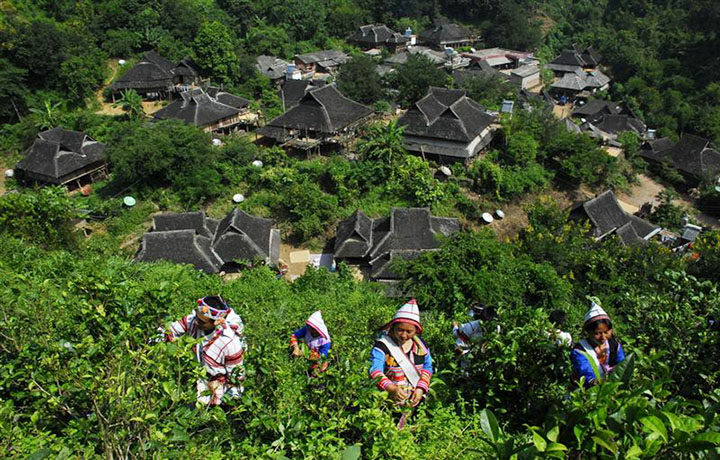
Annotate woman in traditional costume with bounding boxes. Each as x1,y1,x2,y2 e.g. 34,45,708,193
570,301,625,388
369,299,433,411
290,310,331,374
163,295,246,406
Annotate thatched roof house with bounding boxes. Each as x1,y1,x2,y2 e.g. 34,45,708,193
136,209,280,273
419,22,472,49
638,134,720,185
398,87,496,160
14,127,107,188
569,190,660,245
258,85,372,144
153,88,249,132
334,207,460,281
111,51,201,97
348,24,408,52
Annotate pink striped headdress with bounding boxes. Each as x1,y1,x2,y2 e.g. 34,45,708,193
306,310,330,340
382,298,422,333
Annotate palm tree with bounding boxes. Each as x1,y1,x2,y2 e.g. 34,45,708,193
113,89,145,121
357,120,407,178
29,100,62,130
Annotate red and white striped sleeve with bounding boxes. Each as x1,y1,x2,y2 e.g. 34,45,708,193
167,315,191,340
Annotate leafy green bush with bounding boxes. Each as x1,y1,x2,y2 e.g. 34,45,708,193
0,235,498,458
0,187,76,248
106,120,222,203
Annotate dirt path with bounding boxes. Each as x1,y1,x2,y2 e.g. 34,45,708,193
616,174,664,209
94,59,164,117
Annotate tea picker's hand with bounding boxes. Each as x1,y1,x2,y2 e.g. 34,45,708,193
386,384,408,402
410,388,424,407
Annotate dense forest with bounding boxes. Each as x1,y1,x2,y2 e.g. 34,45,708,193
1,0,720,458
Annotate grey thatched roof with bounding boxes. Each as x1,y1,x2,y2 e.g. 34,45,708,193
572,99,621,120
552,68,610,92
136,209,280,273
15,127,106,182
585,70,610,88
262,85,372,136
549,45,602,69
334,209,374,258
153,211,217,239
153,90,245,128
615,222,647,246
549,50,585,68
174,57,201,77
511,64,539,78
334,207,460,280
348,24,398,46
136,230,224,273
366,208,458,257
595,114,645,135
453,60,509,85
111,51,175,91
256,55,290,80
563,118,582,134
205,86,250,110
295,50,349,67
638,137,674,163
213,209,279,263
280,79,327,109
369,250,424,280
571,190,659,241
655,134,720,180
419,22,472,46
398,87,494,143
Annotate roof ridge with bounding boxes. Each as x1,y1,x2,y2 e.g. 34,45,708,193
308,86,333,131
447,100,470,138
51,142,61,177
417,93,447,125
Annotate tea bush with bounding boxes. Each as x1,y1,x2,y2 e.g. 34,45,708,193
1,196,719,458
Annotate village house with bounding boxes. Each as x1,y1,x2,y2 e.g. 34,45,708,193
546,44,602,77
419,22,473,49
256,55,292,84
384,46,448,69
348,24,409,53
638,134,720,186
173,57,202,85
294,50,349,75
397,87,496,162
454,48,539,89
569,190,661,245
334,207,461,281
572,99,622,124
462,47,537,71
14,127,107,189
550,68,611,101
509,65,541,90
152,88,251,133
583,114,646,139
110,51,200,99
279,79,326,110
257,84,373,151
135,209,280,274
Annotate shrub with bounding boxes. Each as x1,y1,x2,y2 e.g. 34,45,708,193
106,120,222,203
0,187,76,248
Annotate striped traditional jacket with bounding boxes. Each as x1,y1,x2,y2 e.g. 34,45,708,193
168,311,246,404
369,334,433,393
